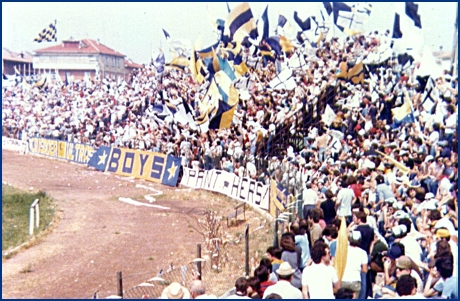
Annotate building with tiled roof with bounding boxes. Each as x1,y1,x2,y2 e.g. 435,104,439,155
2,48,34,77
33,38,141,82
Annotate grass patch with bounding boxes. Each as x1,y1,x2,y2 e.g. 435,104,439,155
2,184,55,252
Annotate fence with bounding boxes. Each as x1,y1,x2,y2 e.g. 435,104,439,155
109,223,271,299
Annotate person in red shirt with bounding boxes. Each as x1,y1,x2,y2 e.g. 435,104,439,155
254,264,276,296
349,176,363,202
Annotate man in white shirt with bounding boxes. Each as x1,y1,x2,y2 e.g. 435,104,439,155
302,182,318,220
302,241,339,299
263,262,303,299
341,231,369,299
336,177,356,223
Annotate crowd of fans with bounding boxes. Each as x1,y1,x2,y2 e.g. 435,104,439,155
2,24,458,299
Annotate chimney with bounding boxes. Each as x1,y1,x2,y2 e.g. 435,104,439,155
97,39,100,44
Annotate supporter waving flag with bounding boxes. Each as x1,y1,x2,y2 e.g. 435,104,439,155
223,2,258,45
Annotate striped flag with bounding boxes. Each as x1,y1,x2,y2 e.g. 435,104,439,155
391,99,415,128
347,61,364,85
204,48,221,80
34,20,57,43
33,73,49,91
214,70,239,106
208,100,237,130
165,56,189,72
197,42,220,59
223,2,258,45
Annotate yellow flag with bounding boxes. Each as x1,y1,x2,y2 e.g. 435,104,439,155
334,216,348,282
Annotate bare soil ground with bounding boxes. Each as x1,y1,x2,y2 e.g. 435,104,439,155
2,150,273,299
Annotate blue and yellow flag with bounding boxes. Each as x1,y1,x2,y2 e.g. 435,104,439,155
223,2,258,44
391,99,415,128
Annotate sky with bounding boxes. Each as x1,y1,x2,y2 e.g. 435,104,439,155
2,2,457,64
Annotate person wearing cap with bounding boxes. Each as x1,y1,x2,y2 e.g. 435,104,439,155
431,227,458,278
301,241,339,299
262,262,303,299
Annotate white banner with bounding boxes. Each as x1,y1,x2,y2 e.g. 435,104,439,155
2,137,28,153
180,168,269,210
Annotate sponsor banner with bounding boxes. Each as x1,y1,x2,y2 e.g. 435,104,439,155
90,147,181,186
180,167,269,210
28,137,95,165
2,137,28,153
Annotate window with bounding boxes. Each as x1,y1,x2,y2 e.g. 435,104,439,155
112,58,115,67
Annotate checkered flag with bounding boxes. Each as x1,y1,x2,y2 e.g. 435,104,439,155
34,20,57,43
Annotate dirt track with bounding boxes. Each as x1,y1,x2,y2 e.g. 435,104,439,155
2,150,220,298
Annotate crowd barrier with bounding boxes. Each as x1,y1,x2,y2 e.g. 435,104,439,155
4,136,290,217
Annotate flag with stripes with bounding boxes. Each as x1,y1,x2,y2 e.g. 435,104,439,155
223,2,258,45
391,99,415,128
217,55,236,82
33,73,49,91
347,61,364,85
208,100,237,130
204,48,221,80
265,36,283,56
197,42,220,59
165,56,189,72
34,20,57,43
214,71,239,106
233,57,249,78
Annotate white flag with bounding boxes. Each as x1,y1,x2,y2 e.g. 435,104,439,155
269,68,297,91
322,104,336,127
